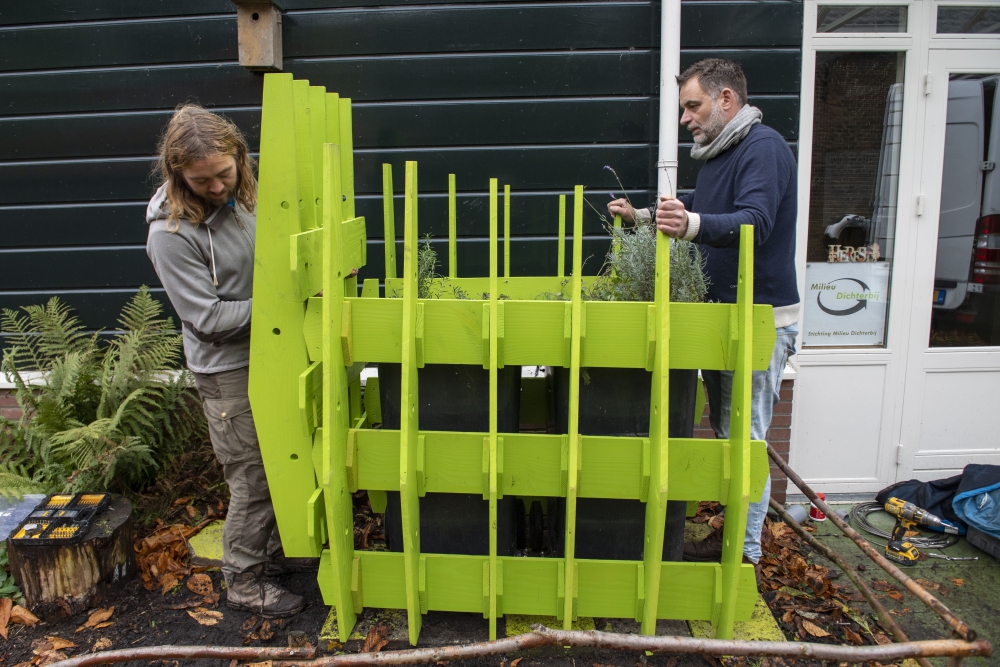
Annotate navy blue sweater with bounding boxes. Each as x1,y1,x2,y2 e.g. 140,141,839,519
678,124,799,308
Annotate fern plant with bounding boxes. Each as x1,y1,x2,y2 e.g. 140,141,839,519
0,288,206,498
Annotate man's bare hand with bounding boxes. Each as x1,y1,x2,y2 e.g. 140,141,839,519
607,198,636,224
656,196,689,238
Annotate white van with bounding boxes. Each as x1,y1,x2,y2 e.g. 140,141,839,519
933,76,1000,312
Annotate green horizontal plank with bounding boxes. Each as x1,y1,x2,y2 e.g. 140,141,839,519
658,562,757,621
577,560,640,619
324,299,776,371
500,557,560,616
358,551,408,609
353,429,768,502
424,554,486,614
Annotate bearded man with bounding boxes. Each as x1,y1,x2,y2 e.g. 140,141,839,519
608,58,799,579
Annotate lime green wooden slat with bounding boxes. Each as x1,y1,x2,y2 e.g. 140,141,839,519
317,550,335,605
399,161,423,646
341,217,367,274
487,178,501,639
658,562,757,621
503,184,511,278
562,185,585,629
249,73,319,558
304,297,322,362
290,80,316,231
352,430,767,501
421,300,483,365
576,560,638,619
383,276,589,301
425,555,487,613
290,228,323,300
716,226,755,639
320,142,358,641
500,557,560,616
383,164,397,281
309,86,328,229
298,361,322,436
558,194,566,278
640,220,671,636
449,174,457,278
339,97,356,219
357,551,408,609
333,298,775,370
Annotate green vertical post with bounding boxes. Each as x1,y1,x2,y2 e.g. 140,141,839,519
399,161,423,645
249,73,319,557
291,80,315,231
308,86,328,229
716,226,755,638
503,184,511,278
383,164,397,281
562,185,585,629
641,223,671,634
449,173,458,278
339,98,355,219
320,142,358,641
557,194,566,278
488,179,501,640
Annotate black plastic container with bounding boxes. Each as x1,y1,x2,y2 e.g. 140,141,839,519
552,367,698,561
379,363,520,556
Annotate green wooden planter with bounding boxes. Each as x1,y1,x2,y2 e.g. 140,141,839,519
248,73,775,645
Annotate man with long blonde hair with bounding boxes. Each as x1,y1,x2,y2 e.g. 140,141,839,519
146,104,306,618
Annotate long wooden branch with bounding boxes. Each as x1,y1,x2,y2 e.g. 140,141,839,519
44,645,316,667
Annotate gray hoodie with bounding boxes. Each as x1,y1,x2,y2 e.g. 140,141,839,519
145,184,256,374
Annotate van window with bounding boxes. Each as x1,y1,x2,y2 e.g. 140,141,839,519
802,52,905,348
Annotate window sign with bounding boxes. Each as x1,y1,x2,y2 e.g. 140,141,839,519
803,52,904,347
803,262,891,346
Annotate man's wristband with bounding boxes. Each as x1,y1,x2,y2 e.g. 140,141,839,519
682,211,700,241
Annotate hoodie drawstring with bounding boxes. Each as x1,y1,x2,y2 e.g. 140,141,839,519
207,225,219,287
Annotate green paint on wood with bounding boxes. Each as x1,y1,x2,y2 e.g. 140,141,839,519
254,72,766,646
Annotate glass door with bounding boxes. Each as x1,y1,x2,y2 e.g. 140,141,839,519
897,47,1000,480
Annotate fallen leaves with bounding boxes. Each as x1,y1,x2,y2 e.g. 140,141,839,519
91,637,112,652
510,658,523,667
10,605,39,628
14,636,76,667
187,573,214,597
0,597,11,640
801,620,831,638
362,622,390,653
134,518,214,594
187,607,224,626
915,578,949,596
75,607,114,633
948,577,965,587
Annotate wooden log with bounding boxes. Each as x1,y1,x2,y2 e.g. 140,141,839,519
6,495,135,620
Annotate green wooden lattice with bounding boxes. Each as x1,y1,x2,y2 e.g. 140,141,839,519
250,73,775,645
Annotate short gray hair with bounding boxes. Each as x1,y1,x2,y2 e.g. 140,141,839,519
676,58,748,106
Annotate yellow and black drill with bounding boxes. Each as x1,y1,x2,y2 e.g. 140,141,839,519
883,497,958,565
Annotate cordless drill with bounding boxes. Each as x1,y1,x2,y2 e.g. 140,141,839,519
883,497,959,565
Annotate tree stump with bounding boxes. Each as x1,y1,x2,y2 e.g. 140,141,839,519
6,495,135,620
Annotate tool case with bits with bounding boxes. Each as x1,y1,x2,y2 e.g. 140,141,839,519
9,493,110,545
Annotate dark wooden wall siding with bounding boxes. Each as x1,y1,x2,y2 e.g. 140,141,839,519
0,0,802,333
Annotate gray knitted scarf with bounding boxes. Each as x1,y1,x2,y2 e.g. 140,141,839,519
690,104,762,161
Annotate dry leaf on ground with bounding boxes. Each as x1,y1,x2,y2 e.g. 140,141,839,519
242,615,260,632
92,637,112,652
800,620,831,638
915,578,948,596
75,607,114,633
258,619,274,641
843,628,864,645
0,597,12,639
172,497,192,507
45,637,75,651
362,622,390,653
134,519,214,594
93,621,114,630
186,573,214,597
511,659,522,667
187,607,224,626
886,590,904,603
888,608,911,616
10,605,40,627
871,580,896,592
948,578,965,587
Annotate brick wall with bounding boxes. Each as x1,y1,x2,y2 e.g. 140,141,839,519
694,379,794,503
0,388,20,421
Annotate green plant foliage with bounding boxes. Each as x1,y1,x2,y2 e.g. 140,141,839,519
0,546,24,605
0,288,207,499
584,220,709,304
416,236,468,299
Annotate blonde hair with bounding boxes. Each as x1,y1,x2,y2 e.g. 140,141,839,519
155,104,257,231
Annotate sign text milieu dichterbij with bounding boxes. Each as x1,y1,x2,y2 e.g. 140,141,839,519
803,262,890,346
